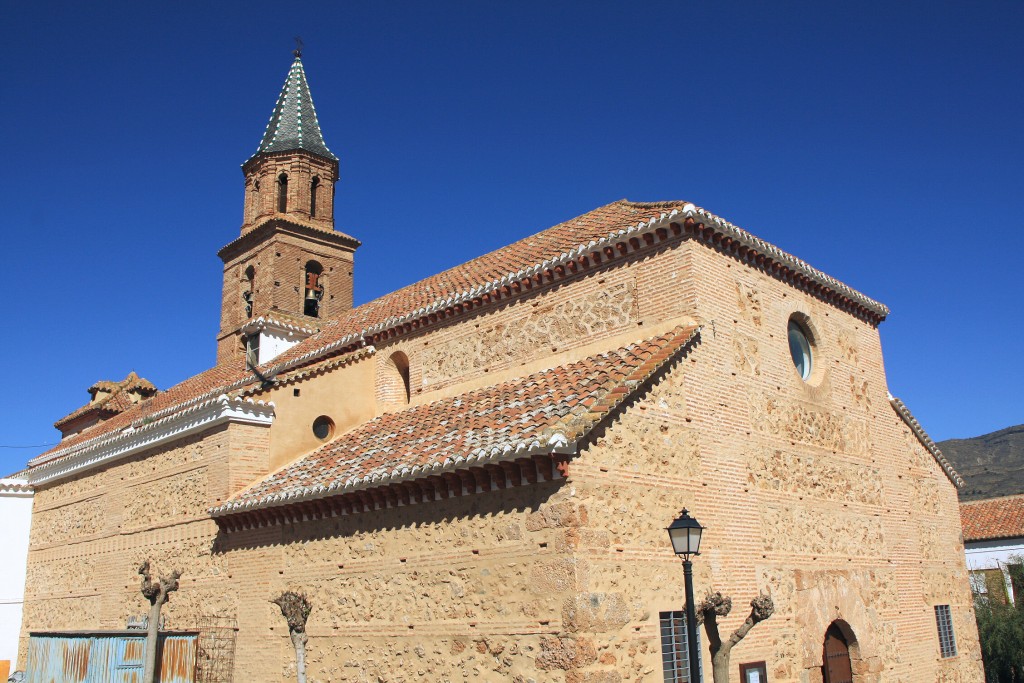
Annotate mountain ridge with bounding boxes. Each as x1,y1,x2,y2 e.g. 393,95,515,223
938,424,1024,501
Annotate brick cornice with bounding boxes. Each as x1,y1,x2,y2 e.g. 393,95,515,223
218,217,360,262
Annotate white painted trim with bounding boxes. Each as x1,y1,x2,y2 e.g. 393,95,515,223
28,397,275,486
28,338,365,470
240,315,318,338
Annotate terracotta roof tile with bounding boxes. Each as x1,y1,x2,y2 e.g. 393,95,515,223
267,200,688,365
53,371,159,432
34,363,253,466
32,200,686,466
961,495,1024,542
212,325,700,516
34,195,884,474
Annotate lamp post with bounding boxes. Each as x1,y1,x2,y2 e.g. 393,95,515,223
667,508,704,682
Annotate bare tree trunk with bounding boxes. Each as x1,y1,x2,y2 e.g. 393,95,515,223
144,599,162,683
698,592,774,683
273,592,312,683
290,630,308,683
139,561,181,683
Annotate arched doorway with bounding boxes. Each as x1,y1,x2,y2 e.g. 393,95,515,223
822,622,853,683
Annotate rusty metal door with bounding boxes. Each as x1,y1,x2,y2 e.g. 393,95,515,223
26,636,91,683
822,624,853,683
26,633,196,683
158,635,197,683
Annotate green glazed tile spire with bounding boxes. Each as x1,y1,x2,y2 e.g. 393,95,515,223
254,56,337,161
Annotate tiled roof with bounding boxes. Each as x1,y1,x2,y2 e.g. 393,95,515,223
32,197,886,475
212,325,700,516
961,495,1024,542
34,363,254,466
54,371,158,431
251,56,336,161
34,200,680,463
0,477,32,495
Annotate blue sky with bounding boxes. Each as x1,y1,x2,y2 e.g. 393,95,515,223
1,1,1021,475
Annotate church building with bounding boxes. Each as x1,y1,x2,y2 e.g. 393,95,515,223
19,53,983,682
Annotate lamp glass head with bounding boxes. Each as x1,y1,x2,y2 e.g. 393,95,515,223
666,508,704,557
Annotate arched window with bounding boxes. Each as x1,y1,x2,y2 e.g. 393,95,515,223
277,173,289,213
243,266,255,318
309,176,320,218
303,260,324,317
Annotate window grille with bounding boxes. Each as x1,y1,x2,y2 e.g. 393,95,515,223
660,611,702,682
934,604,957,658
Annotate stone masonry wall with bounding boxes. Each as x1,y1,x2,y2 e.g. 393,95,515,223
217,481,587,682
24,225,982,682
19,423,269,668
560,239,982,682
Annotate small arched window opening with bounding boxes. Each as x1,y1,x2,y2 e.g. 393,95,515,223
380,351,411,406
277,173,289,213
392,351,411,403
304,260,324,317
309,176,320,218
242,265,256,318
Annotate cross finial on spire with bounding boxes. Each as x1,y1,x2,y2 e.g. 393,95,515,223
293,36,304,59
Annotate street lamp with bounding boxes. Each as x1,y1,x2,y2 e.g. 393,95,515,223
667,508,704,682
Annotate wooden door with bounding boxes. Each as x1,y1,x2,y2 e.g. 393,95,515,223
822,624,853,683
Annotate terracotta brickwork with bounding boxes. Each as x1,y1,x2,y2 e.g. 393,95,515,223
554,241,981,682
216,226,357,364
22,221,983,681
241,151,337,235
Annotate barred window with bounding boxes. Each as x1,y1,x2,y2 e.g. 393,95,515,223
660,611,702,682
934,604,957,658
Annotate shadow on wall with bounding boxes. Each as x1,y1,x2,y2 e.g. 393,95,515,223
212,478,567,554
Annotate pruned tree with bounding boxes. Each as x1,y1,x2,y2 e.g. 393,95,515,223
272,591,312,683
697,591,775,683
138,561,182,683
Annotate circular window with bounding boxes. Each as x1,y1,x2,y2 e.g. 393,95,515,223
312,415,335,441
788,318,813,381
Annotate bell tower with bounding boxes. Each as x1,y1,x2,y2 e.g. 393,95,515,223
217,50,360,366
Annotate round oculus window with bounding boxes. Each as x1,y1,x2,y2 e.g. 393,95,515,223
788,319,813,381
312,415,335,441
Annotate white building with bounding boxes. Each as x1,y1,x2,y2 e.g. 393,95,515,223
961,494,1024,603
0,477,33,677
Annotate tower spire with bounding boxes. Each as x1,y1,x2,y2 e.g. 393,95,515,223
252,49,336,161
